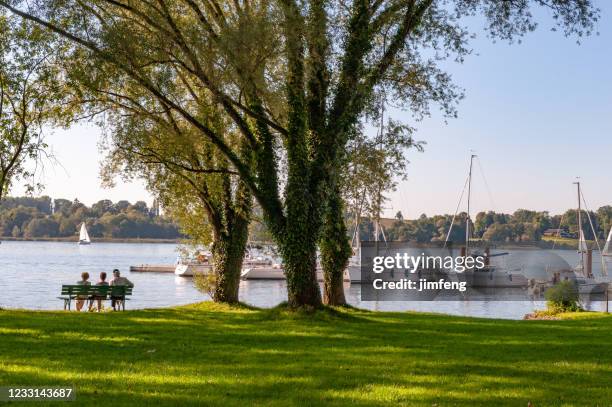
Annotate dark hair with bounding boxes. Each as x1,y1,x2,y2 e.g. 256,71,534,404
113,269,120,276
81,272,90,281
100,272,107,281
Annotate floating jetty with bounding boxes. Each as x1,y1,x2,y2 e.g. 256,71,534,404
130,264,176,273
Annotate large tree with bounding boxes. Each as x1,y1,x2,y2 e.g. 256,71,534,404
101,101,252,303
0,0,598,308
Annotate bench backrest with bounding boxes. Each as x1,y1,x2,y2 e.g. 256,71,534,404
110,285,133,296
60,285,93,296
60,285,133,296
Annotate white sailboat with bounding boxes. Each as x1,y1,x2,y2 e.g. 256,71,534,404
603,228,612,257
578,230,589,253
563,180,609,290
445,154,528,288
575,228,589,276
344,207,389,283
346,229,362,283
78,223,91,245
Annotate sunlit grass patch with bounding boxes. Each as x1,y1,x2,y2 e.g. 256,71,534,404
0,302,611,406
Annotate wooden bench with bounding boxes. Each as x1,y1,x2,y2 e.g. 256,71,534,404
58,285,133,311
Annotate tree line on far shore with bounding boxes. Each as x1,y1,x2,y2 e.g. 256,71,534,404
6,194,611,246
0,196,181,239
375,207,612,244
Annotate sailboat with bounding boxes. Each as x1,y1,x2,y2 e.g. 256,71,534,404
344,215,385,284
568,181,607,280
346,224,363,283
603,228,612,257
78,222,91,245
445,154,528,288
545,181,609,298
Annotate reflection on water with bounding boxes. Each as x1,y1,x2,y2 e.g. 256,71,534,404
1,241,609,319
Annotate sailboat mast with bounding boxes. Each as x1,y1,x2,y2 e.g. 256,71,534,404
465,154,476,253
374,215,380,255
575,180,584,271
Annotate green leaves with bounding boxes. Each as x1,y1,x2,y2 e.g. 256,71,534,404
0,12,68,200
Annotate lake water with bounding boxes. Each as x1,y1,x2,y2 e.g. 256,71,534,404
1,241,610,319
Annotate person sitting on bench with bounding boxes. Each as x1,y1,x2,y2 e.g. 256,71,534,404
90,271,109,312
75,272,91,311
109,269,134,311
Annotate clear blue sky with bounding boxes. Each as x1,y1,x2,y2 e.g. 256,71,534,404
14,2,612,218
390,2,612,218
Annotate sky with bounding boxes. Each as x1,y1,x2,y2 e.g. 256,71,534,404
12,2,612,218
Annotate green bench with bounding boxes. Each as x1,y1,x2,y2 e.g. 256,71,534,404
58,285,133,311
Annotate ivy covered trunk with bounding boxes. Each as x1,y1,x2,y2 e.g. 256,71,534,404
280,239,321,308
320,184,351,306
206,141,253,305
275,171,322,308
210,220,249,304
271,0,324,309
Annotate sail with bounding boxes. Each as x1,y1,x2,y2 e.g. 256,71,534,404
578,230,588,253
79,223,91,243
603,228,612,257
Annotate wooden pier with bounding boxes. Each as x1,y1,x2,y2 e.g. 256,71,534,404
130,264,176,273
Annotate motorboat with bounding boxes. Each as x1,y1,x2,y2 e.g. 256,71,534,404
241,261,350,281
240,263,284,280
175,251,213,276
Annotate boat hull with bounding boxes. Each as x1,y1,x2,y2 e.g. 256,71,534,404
346,264,362,283
175,264,213,277
241,266,350,282
240,266,285,280
457,271,529,288
130,264,176,273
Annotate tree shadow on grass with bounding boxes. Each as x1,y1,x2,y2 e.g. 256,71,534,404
0,306,611,406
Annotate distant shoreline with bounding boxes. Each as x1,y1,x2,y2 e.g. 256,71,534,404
0,237,179,244
0,237,582,250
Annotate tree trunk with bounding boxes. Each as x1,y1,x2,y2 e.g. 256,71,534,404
276,210,322,308
211,224,248,304
210,239,242,304
281,241,322,308
320,184,351,306
207,139,252,304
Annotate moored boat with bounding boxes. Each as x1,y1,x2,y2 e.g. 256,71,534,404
241,263,350,281
175,251,213,276
240,264,284,280
175,263,213,277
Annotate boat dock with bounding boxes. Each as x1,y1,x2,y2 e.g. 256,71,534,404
130,264,176,273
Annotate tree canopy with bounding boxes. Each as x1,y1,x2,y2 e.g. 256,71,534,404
0,11,69,200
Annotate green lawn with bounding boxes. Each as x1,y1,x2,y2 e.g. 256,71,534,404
541,236,592,246
1,303,611,406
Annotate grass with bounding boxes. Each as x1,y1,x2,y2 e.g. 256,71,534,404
1,303,612,406
541,236,594,247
